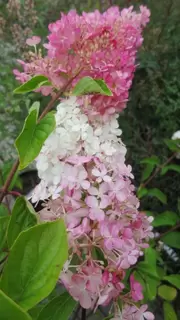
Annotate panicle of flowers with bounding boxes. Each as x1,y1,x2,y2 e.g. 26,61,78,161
14,5,150,115
31,97,154,318
15,4,154,318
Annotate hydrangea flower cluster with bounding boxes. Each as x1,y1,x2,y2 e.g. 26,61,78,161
32,98,154,319
14,5,150,114
15,4,154,319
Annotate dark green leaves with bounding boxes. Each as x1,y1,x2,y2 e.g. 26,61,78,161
14,75,51,94
140,156,160,181
153,211,179,227
72,76,112,96
137,186,148,199
141,164,155,181
135,247,160,301
15,104,55,169
158,285,177,301
0,290,32,320
0,220,68,310
137,187,167,203
164,139,180,152
163,274,180,290
37,292,77,320
140,155,160,165
161,164,180,175
162,232,180,249
7,196,37,247
163,302,177,320
147,188,167,204
137,262,159,281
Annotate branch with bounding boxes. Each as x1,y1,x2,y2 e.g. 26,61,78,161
0,160,19,204
142,152,176,188
0,188,22,197
0,69,83,205
38,68,82,122
156,222,180,241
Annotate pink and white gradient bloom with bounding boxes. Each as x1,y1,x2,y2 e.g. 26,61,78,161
34,97,154,318
20,4,154,319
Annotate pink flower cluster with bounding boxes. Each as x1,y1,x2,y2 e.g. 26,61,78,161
14,5,150,114
16,4,154,319
33,97,154,318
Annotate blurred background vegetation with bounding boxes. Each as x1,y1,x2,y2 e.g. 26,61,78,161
0,0,180,319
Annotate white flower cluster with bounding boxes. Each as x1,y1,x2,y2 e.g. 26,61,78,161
32,97,126,202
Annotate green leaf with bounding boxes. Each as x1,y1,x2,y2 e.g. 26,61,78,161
0,220,68,310
72,76,112,96
37,292,77,320
141,163,155,182
0,216,10,251
140,155,160,165
157,267,166,280
158,285,177,301
164,139,180,152
163,274,180,290
161,164,180,175
7,196,37,247
29,101,40,113
144,247,157,266
29,305,43,320
137,262,159,281
0,204,9,217
162,232,180,249
145,277,159,301
14,75,51,94
137,186,148,199
15,105,55,170
163,302,177,320
0,290,32,320
135,271,158,301
153,211,179,227
147,188,167,204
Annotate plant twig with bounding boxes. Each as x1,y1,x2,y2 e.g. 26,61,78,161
0,160,19,204
0,168,14,213
38,68,82,122
0,188,21,198
142,152,176,188
0,69,82,205
156,222,180,241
